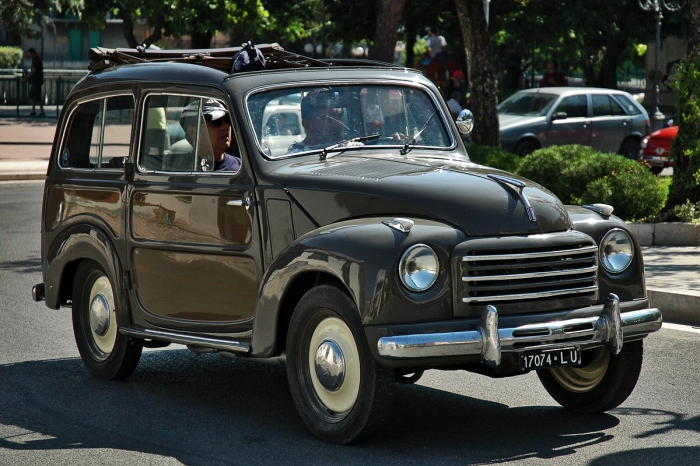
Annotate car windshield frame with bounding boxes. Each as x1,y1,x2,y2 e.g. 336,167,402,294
498,92,558,116
244,82,455,160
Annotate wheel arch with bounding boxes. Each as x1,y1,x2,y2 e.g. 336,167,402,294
44,224,130,326
619,135,642,155
250,217,464,358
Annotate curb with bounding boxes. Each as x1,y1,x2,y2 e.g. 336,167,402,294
648,287,700,326
628,222,700,246
0,173,45,181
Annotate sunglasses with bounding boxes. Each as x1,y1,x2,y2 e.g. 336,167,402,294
208,116,231,127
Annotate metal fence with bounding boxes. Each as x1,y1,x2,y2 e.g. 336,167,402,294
0,69,88,116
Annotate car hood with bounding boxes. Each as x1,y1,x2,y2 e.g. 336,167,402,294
271,151,571,237
498,114,544,130
649,125,678,140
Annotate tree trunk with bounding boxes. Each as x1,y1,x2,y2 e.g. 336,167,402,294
192,30,214,49
453,0,500,147
689,0,700,54
595,35,626,89
405,19,416,69
118,7,138,48
369,0,407,63
143,14,165,48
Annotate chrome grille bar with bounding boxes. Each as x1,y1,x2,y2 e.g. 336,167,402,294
463,265,598,282
463,285,599,304
463,245,598,262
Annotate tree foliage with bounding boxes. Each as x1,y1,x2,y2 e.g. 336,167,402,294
0,0,82,42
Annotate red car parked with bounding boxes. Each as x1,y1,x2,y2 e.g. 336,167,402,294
639,125,677,174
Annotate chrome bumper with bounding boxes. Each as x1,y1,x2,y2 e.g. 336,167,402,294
377,294,662,367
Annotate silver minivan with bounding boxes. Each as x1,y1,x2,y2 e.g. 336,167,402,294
499,88,650,157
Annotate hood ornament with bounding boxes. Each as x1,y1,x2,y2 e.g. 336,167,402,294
487,174,537,222
383,218,414,233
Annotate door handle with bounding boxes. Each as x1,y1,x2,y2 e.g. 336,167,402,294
623,120,629,126
226,197,253,209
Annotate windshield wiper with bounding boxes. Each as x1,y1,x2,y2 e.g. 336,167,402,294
400,110,437,155
319,134,380,160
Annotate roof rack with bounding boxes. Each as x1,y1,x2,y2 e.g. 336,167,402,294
87,43,403,73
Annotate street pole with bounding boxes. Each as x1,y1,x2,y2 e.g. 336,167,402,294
638,0,686,131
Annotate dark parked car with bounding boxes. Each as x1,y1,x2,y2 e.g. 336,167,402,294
499,87,650,157
639,125,677,174
33,45,661,444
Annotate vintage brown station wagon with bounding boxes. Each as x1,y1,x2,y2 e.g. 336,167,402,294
33,44,662,444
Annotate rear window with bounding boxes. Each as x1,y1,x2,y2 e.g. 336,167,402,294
60,95,134,170
612,94,642,115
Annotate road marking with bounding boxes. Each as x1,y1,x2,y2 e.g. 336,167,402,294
662,322,700,334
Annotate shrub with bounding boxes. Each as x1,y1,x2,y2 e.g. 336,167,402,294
466,143,522,173
0,46,22,69
654,200,700,224
516,144,666,221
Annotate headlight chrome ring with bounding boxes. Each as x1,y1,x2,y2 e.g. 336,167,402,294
399,244,439,292
599,228,634,274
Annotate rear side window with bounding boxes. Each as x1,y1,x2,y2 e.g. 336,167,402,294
612,94,642,115
592,94,612,117
60,95,134,170
556,95,588,118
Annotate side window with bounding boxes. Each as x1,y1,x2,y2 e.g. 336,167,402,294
102,96,134,168
610,96,626,116
612,94,642,115
592,94,612,117
140,95,221,172
60,100,102,169
556,95,588,119
60,95,134,170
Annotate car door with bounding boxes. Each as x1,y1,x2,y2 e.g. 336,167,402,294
545,94,591,147
126,89,262,332
590,93,631,152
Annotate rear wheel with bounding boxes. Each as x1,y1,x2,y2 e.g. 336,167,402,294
650,166,663,175
620,138,641,160
72,260,142,380
286,285,393,444
537,340,644,413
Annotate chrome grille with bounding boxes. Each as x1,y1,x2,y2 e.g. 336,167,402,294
462,244,598,304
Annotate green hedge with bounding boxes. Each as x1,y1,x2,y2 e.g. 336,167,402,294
0,46,22,69
466,143,522,173
515,145,666,221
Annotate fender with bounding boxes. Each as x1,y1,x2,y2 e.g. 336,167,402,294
44,224,130,327
566,205,646,301
251,217,466,357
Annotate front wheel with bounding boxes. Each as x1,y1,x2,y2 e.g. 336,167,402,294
515,140,538,157
72,260,142,380
537,340,644,413
286,285,393,444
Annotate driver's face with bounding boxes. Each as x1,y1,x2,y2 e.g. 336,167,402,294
307,107,345,143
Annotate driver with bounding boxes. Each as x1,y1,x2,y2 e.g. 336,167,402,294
286,89,358,154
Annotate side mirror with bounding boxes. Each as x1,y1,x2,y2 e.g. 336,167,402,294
552,112,567,121
456,109,474,135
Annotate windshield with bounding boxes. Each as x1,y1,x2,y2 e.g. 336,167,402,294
247,85,452,158
498,92,557,116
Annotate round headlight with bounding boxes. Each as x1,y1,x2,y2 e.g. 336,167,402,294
399,244,439,292
599,228,634,273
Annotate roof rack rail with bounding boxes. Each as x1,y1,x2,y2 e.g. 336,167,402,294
87,43,405,73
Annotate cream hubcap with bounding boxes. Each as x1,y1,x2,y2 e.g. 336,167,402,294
308,317,360,413
549,347,610,393
89,276,117,354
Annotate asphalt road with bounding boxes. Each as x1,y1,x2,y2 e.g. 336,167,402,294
1,180,699,466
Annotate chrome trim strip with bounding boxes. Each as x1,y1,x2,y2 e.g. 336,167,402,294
463,265,598,282
377,299,662,360
463,245,598,262
120,327,250,353
487,174,537,222
463,285,598,303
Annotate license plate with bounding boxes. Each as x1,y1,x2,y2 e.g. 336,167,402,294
520,347,581,371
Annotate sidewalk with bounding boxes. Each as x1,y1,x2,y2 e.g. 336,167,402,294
1,113,698,325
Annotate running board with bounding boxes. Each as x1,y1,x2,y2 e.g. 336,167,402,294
120,327,250,353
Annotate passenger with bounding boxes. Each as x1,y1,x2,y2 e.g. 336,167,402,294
180,99,241,171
